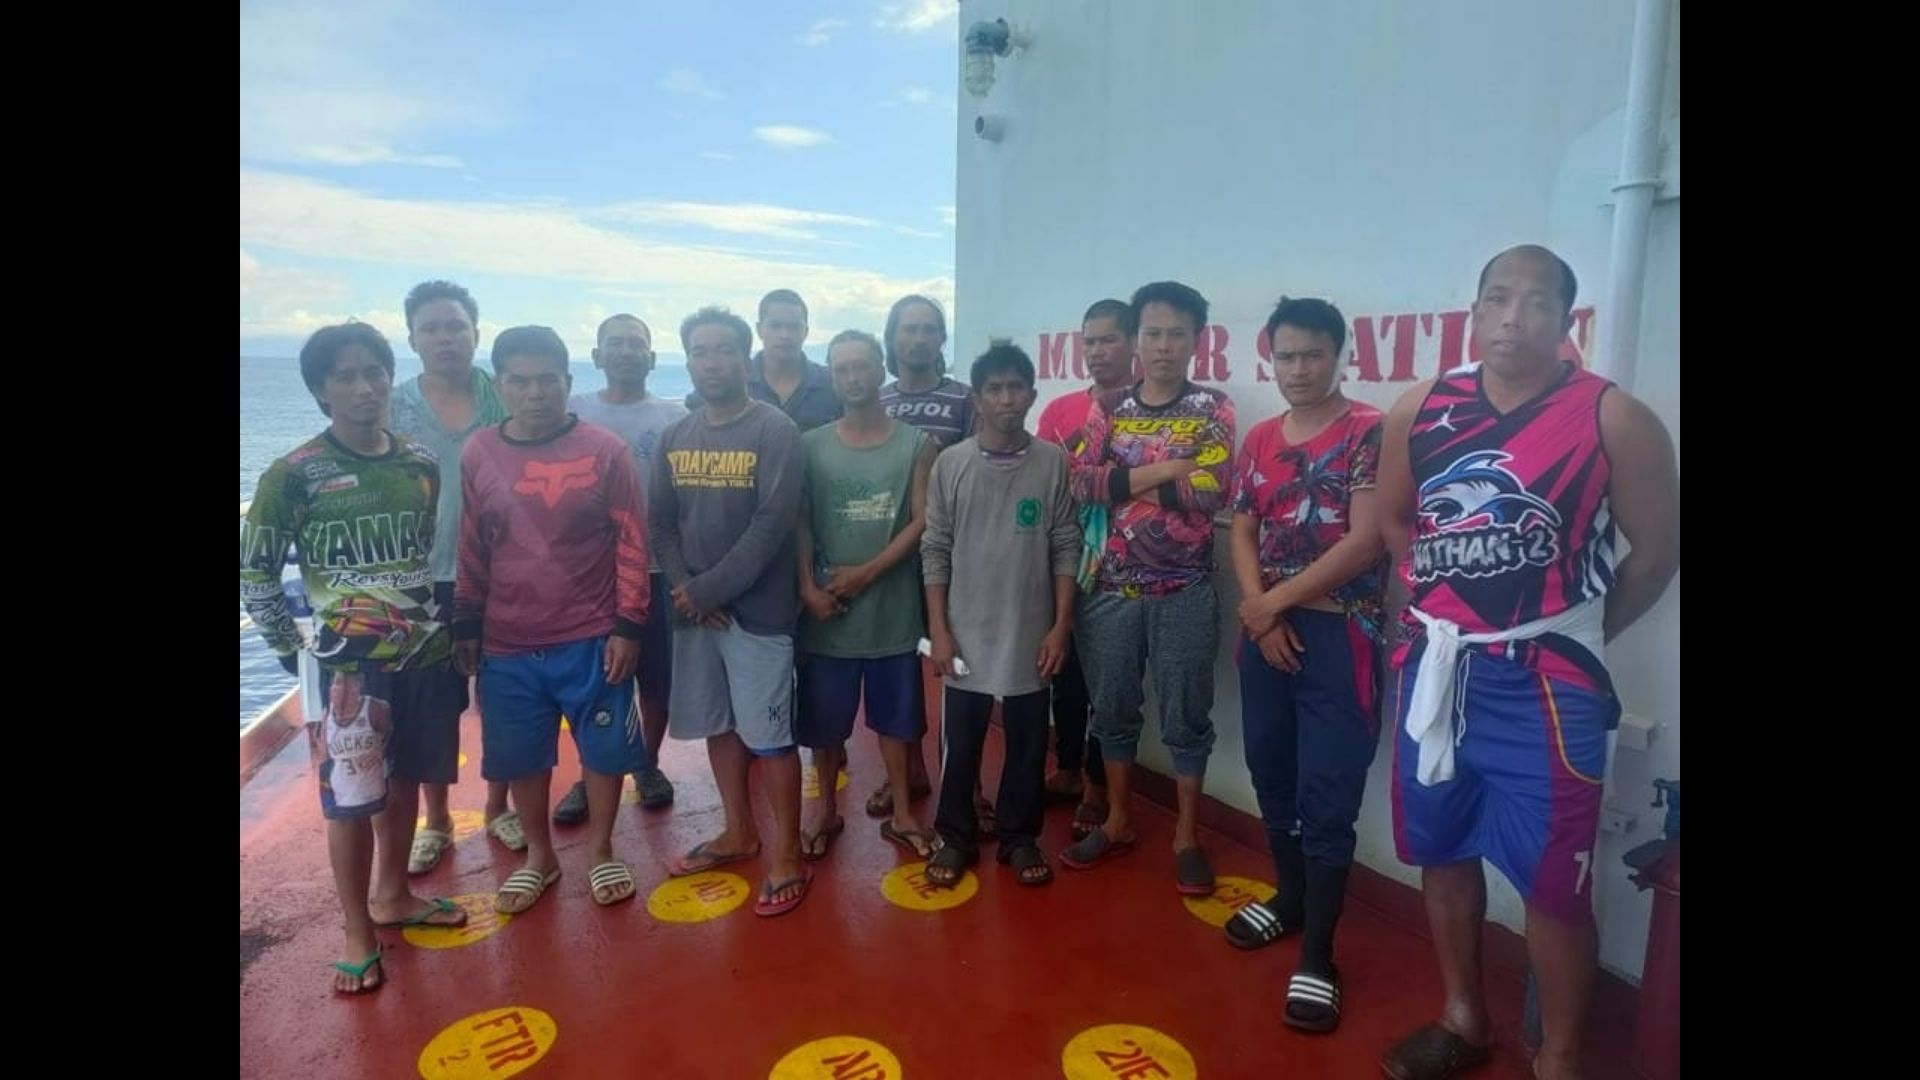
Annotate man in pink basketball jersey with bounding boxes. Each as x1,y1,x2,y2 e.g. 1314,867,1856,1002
1377,246,1679,1080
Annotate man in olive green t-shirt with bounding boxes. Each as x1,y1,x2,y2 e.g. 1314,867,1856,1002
793,330,940,861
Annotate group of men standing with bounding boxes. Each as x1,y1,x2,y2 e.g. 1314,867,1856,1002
242,243,1679,1080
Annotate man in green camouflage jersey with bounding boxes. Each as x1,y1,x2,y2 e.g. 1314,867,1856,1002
241,322,470,995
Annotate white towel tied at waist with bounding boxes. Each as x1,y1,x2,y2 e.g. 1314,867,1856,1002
1403,599,1606,786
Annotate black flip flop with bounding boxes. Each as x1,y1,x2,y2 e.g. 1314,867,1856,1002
998,842,1053,886
1380,1023,1493,1080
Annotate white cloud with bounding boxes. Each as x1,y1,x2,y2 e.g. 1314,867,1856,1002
290,143,463,168
892,225,943,239
660,68,723,101
602,201,879,241
936,204,956,226
753,125,833,149
900,85,936,105
239,169,953,345
800,18,848,46
700,151,736,161
877,1,957,33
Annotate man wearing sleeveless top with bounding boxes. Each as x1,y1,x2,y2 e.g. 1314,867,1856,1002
1377,247,1679,1080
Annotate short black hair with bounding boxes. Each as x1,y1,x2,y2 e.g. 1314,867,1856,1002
300,322,395,417
1082,298,1136,337
1476,245,1578,315
679,306,754,358
1129,281,1208,334
597,314,650,344
825,329,885,369
1263,296,1348,355
970,342,1034,393
758,289,808,322
489,325,570,375
404,280,478,330
883,294,948,376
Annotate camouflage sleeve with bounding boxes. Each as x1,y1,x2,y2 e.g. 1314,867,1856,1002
239,458,303,657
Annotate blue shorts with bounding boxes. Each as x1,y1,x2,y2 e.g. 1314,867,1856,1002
478,637,650,782
795,652,926,747
635,573,674,706
310,663,465,822
1390,648,1612,921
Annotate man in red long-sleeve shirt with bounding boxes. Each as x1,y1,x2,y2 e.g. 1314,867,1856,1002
453,326,653,915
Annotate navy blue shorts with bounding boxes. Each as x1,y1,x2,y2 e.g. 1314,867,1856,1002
795,652,926,748
1391,649,1611,921
309,663,464,822
478,637,651,782
635,573,674,706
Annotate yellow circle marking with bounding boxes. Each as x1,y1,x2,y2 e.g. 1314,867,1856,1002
881,861,977,912
1061,1024,1196,1080
402,893,514,950
1181,875,1277,929
647,871,751,923
769,1035,902,1079
417,1006,557,1080
802,765,852,799
413,808,488,844
458,751,469,768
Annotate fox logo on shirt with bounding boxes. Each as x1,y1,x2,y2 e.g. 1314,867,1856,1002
514,457,598,508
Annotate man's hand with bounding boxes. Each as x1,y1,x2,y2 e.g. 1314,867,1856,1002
455,640,481,677
1239,592,1283,636
671,585,702,622
1255,619,1306,674
1037,623,1071,678
604,636,640,684
803,585,846,622
928,628,961,679
825,564,876,602
700,612,732,631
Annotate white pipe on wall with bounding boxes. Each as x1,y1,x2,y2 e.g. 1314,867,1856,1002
1598,0,1675,392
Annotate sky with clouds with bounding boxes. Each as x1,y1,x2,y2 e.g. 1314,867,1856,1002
240,0,960,360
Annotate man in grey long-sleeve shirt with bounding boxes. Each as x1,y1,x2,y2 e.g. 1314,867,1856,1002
920,344,1081,889
648,306,812,917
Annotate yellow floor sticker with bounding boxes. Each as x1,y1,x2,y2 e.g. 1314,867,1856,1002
1061,1024,1196,1079
880,862,977,912
413,808,487,844
402,893,514,950
1180,875,1277,929
802,764,852,799
647,871,751,923
418,1006,557,1080
769,1035,902,1079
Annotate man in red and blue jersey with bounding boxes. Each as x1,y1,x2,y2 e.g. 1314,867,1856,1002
1377,246,1679,1080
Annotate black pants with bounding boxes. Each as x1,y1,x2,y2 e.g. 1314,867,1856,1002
1050,640,1105,781
936,686,1050,857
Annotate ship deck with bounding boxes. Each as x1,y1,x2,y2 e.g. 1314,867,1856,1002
239,694,1640,1079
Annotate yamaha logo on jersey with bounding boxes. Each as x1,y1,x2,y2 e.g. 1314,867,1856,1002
1411,451,1561,582
593,708,613,728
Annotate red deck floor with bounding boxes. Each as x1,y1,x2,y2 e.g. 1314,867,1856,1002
240,699,1642,1079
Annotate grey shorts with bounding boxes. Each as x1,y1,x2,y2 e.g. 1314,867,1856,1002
1077,579,1220,776
668,621,796,755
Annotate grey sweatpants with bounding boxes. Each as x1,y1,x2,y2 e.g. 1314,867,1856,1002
1077,579,1219,776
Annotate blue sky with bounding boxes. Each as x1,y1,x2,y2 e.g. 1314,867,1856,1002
240,0,959,360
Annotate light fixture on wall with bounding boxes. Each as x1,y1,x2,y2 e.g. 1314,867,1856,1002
964,17,1023,98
